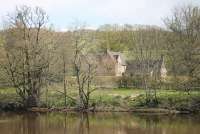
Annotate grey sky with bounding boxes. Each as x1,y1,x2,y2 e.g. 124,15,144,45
0,0,199,30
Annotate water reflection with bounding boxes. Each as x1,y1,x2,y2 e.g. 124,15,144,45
0,112,199,134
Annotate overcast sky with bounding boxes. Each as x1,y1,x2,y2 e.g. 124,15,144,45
0,0,199,30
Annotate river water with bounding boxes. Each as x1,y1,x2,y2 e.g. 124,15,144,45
0,112,199,134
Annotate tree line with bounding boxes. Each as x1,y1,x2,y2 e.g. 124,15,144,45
0,4,199,108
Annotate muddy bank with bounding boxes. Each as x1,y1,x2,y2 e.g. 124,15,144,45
0,102,197,114
26,107,191,114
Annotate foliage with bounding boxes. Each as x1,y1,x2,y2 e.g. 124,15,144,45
1,86,200,112
0,4,200,110
0,6,56,107
164,4,200,82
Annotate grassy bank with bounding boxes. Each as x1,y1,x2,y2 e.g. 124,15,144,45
0,87,200,113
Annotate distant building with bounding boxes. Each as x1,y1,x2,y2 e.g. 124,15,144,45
93,50,127,76
85,50,167,78
126,55,167,79
106,50,127,76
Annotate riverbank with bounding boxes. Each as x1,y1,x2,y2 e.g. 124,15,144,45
0,87,200,114
0,104,190,114
27,107,188,114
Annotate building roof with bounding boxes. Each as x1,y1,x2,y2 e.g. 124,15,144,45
126,57,164,75
107,50,127,65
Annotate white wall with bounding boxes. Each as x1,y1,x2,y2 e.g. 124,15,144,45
115,56,126,76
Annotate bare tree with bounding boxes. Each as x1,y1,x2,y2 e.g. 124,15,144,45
1,6,55,107
130,28,163,104
53,32,75,107
164,4,200,88
72,26,97,110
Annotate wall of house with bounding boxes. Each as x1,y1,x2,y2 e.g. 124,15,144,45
116,64,126,76
115,56,126,76
96,54,116,76
161,65,167,78
160,56,167,79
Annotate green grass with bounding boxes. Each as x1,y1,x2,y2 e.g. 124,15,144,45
39,87,144,108
93,88,143,96
1,86,200,112
0,87,20,103
131,90,200,111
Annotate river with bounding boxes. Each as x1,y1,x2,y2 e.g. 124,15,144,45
0,112,199,134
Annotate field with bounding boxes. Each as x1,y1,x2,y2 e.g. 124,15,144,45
1,86,200,112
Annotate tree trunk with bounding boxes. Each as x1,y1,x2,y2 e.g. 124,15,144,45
26,94,38,107
63,56,67,107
